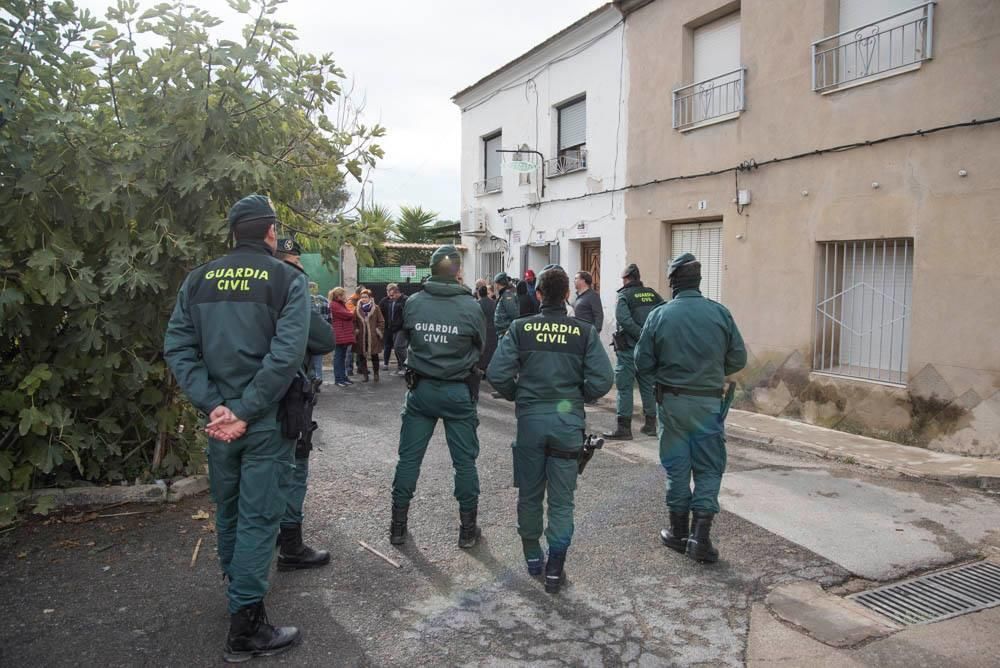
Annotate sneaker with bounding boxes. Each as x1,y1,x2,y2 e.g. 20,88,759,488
335,381,349,387
344,378,354,385
394,369,406,376
382,365,390,371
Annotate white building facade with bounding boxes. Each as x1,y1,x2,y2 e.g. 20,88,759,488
452,4,627,343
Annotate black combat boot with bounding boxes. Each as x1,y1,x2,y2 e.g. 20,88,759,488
640,415,657,437
659,511,690,554
224,601,299,663
544,549,567,594
373,364,380,383
276,525,330,571
603,416,633,441
523,538,544,576
686,511,719,563
389,504,409,545
458,508,481,549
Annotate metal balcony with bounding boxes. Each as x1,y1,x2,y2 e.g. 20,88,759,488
544,148,588,177
812,2,935,93
473,175,502,196
672,68,746,131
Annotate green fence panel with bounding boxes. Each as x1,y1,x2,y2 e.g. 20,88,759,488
358,266,432,284
299,253,340,297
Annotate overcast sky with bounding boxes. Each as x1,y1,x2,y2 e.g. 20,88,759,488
77,0,606,221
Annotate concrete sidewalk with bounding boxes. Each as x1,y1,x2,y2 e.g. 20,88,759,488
590,391,1000,489
727,410,1000,490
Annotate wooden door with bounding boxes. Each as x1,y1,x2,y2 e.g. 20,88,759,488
580,241,601,292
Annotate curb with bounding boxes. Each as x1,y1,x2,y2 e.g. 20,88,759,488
725,426,1000,491
19,475,209,511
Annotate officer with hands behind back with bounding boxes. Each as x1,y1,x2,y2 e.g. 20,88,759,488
635,253,747,564
163,194,308,663
389,245,488,549
487,265,613,593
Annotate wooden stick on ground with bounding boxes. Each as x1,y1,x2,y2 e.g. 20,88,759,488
190,537,203,568
358,540,401,568
97,510,156,519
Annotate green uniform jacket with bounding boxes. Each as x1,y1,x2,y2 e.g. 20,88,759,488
614,282,664,349
306,308,335,358
487,305,614,417
164,240,310,431
494,287,519,338
634,289,747,391
402,276,486,381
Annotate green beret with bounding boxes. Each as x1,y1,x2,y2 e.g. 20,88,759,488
621,263,640,279
493,272,509,285
276,237,301,256
668,252,698,277
430,244,461,270
228,194,277,228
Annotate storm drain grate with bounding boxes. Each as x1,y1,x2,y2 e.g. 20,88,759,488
849,560,1000,626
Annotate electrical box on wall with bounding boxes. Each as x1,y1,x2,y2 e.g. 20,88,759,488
502,215,513,231
737,189,751,206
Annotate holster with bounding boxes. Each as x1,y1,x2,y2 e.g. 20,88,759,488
611,330,629,352
464,367,482,402
279,373,318,442
404,367,419,390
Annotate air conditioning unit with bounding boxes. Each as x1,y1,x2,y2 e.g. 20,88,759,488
460,207,487,235
501,215,513,231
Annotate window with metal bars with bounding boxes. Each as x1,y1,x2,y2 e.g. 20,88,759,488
479,251,505,282
814,239,913,385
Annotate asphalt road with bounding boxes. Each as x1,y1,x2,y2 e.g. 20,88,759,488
2,371,995,667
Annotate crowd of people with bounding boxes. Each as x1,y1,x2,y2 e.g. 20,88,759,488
163,193,746,662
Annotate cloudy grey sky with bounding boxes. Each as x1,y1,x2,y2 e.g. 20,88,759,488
78,0,606,221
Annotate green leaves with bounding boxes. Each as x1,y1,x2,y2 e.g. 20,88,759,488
0,0,384,515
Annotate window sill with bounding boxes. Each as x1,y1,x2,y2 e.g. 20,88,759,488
546,166,587,179
677,110,742,133
474,189,502,197
817,61,923,95
809,370,907,389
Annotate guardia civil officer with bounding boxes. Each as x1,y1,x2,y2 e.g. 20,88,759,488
164,195,308,661
487,266,613,593
635,253,746,563
273,237,335,571
493,271,519,339
604,264,664,440
389,245,487,548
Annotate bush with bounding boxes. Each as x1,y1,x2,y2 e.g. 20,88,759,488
0,0,385,523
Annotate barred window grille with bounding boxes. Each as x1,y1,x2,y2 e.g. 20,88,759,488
814,239,913,385
479,251,505,282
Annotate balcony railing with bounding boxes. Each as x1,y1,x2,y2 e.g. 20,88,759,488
544,148,587,177
474,175,502,196
672,68,746,130
812,2,935,92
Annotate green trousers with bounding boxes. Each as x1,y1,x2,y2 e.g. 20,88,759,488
392,378,481,512
280,454,308,528
513,411,584,554
657,394,727,514
615,347,656,419
207,428,293,613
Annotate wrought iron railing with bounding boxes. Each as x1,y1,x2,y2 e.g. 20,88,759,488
672,68,745,130
812,2,935,92
544,148,588,177
474,175,502,196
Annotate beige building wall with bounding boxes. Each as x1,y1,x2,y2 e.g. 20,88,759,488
620,0,1000,456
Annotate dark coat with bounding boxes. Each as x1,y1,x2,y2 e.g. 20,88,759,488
573,288,604,333
516,282,539,316
478,297,498,371
353,302,385,357
379,294,408,332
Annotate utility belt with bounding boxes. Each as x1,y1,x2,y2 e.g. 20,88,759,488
278,373,321,457
405,366,483,402
543,434,604,476
655,384,723,402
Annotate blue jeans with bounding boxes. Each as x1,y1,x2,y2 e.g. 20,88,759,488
334,344,350,383
309,354,324,381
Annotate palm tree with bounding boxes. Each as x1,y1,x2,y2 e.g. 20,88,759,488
394,205,438,265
